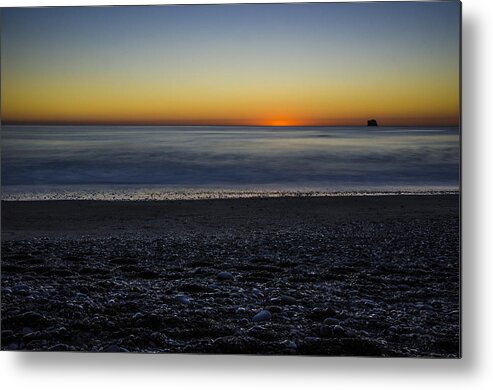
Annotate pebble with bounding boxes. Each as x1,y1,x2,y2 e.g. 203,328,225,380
21,327,33,335
252,310,272,322
280,295,297,305
320,324,346,338
323,317,339,325
238,318,249,327
75,293,89,300
265,305,282,313
251,288,263,298
388,326,398,333
48,343,69,351
175,295,191,305
361,299,376,307
217,271,234,281
416,304,433,311
105,344,128,352
431,300,442,308
331,325,346,336
12,284,30,295
283,340,297,350
132,312,144,320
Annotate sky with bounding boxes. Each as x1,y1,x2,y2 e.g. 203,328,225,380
1,2,460,126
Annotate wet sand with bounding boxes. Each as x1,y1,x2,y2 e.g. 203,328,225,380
1,195,460,356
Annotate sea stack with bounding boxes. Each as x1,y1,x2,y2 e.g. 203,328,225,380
367,119,378,127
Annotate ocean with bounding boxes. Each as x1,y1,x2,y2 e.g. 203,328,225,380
1,125,460,200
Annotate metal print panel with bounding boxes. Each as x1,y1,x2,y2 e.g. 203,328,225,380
0,1,461,356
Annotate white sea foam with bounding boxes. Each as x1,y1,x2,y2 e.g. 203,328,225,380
1,184,459,201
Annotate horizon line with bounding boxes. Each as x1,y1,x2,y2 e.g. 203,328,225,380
2,121,460,127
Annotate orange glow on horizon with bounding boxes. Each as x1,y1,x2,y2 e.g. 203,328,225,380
2,115,460,127
263,119,299,127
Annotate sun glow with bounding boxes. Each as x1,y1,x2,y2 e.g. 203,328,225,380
264,120,298,127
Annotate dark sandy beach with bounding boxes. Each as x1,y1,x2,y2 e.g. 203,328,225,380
1,195,460,356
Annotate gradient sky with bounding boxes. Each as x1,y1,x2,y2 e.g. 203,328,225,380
1,2,460,126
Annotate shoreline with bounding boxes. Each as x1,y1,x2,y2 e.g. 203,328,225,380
1,194,460,240
1,189,460,202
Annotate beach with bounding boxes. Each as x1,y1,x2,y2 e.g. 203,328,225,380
1,194,460,356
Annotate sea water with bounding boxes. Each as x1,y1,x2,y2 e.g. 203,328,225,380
1,125,460,200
